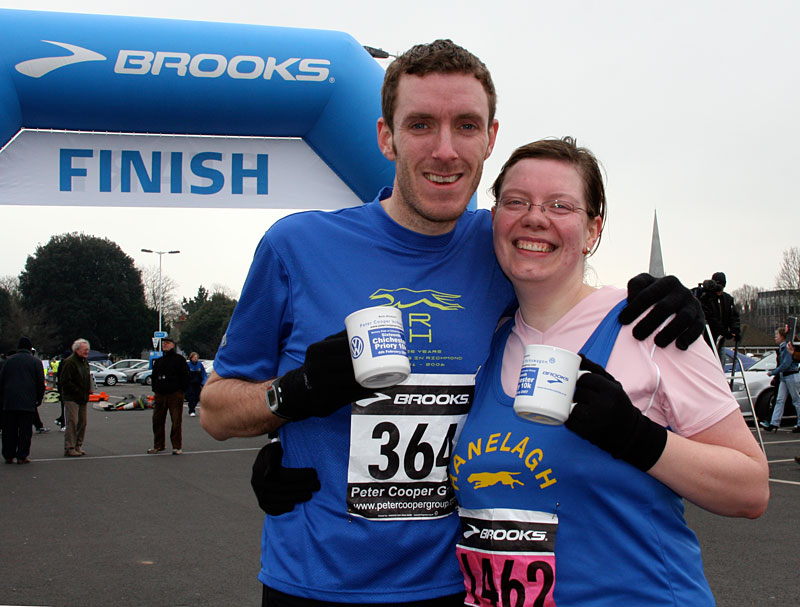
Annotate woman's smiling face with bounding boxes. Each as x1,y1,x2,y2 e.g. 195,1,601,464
492,157,602,289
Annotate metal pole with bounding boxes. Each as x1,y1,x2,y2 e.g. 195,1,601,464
728,337,740,389
141,248,179,351
157,252,163,340
737,359,766,453
705,324,722,365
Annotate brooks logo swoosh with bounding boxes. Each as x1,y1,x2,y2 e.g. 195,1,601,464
354,393,390,407
463,524,480,538
15,40,106,78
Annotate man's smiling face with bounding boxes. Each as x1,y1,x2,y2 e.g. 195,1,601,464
377,72,498,235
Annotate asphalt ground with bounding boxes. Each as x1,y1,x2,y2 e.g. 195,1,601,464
2,383,799,607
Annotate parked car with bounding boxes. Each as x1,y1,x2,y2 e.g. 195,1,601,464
90,361,128,386
134,368,152,386
106,359,149,381
135,358,214,386
729,351,796,425
201,359,214,376
720,347,756,374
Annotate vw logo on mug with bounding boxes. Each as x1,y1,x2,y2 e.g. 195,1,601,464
345,306,411,388
350,336,365,359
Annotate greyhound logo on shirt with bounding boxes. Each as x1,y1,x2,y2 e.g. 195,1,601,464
468,471,524,489
369,288,464,311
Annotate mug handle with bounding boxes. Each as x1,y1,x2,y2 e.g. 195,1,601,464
568,369,591,414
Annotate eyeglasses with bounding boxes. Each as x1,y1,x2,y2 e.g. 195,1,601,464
496,198,590,218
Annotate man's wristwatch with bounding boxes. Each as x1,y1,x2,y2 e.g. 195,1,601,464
266,376,288,418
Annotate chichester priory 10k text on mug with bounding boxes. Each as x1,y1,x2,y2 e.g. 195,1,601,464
345,306,411,389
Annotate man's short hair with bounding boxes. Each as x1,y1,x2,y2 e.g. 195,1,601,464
381,39,496,132
72,338,90,352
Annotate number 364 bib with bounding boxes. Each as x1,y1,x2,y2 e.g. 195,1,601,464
347,373,473,520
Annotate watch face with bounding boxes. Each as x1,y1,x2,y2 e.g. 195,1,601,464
267,380,282,415
267,385,279,412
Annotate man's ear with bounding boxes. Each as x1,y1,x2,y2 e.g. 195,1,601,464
377,117,396,161
485,118,499,159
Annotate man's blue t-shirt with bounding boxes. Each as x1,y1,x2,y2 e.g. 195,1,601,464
215,189,515,603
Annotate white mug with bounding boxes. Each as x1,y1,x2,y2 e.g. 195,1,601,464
513,344,586,425
345,306,411,389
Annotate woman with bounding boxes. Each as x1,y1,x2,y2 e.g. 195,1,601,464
759,326,800,432
450,138,768,606
185,352,207,417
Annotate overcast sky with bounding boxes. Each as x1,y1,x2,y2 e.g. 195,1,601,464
1,0,797,302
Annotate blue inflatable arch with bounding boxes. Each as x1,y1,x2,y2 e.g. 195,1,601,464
0,9,394,203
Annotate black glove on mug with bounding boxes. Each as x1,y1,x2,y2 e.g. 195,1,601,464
619,273,705,351
566,355,668,472
251,434,321,515
273,330,375,421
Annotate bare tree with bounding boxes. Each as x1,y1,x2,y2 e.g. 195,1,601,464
775,246,800,291
773,247,800,324
0,274,20,296
210,283,237,299
730,284,761,316
1,275,71,356
140,265,182,326
730,283,763,342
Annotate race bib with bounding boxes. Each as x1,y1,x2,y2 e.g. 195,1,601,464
457,507,558,607
347,373,473,520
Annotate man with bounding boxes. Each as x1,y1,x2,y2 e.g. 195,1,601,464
0,337,45,464
50,356,65,430
201,40,704,606
32,408,49,434
148,336,189,455
60,338,91,457
698,271,741,356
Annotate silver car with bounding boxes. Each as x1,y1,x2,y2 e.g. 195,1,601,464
133,368,152,385
89,362,128,386
729,351,796,424
106,359,149,381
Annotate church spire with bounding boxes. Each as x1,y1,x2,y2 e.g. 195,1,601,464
648,210,665,277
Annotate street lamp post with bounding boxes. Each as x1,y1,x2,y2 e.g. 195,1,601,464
141,248,180,349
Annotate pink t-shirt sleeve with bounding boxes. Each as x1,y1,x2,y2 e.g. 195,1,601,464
646,337,740,436
602,296,739,437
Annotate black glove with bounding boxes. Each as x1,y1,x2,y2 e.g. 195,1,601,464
618,273,705,351
274,330,376,421
566,355,668,472
251,435,321,515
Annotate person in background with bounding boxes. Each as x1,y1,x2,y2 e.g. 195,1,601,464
697,271,741,357
185,352,207,417
199,40,706,607
60,339,91,457
451,137,768,606
759,326,800,433
32,408,49,434
148,336,189,455
0,337,45,464
50,356,65,430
